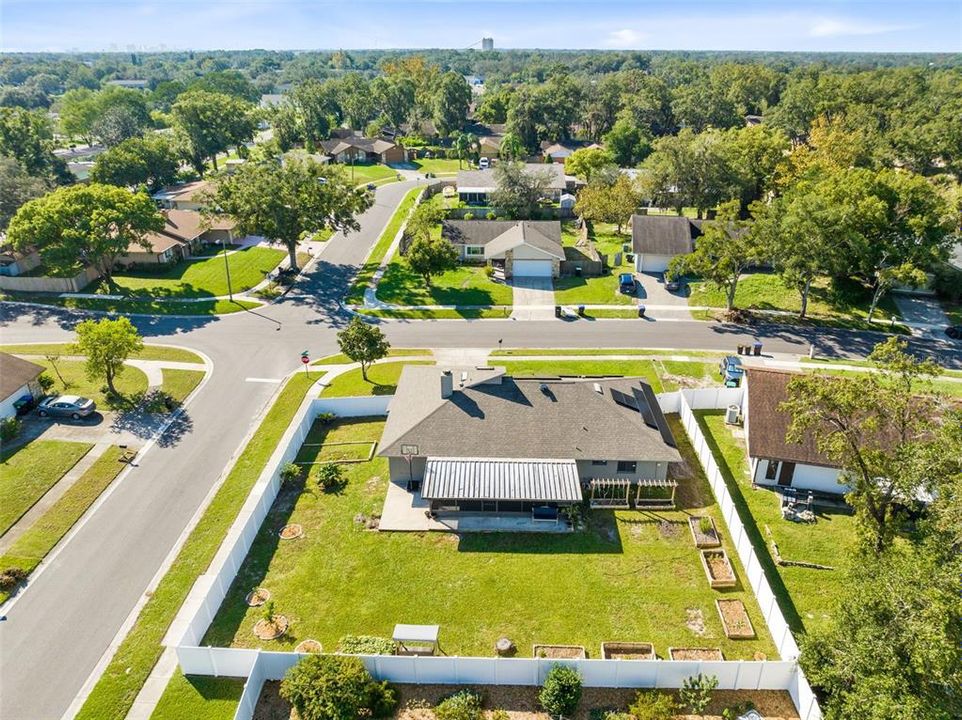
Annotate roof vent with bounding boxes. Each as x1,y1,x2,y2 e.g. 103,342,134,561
539,383,550,394
593,382,603,394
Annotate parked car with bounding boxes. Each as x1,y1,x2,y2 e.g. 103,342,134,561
946,325,962,339
37,395,97,419
618,273,636,294
719,356,745,385
366,183,376,191
479,157,490,169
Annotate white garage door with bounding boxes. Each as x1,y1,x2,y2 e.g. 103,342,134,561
636,254,672,273
513,260,553,277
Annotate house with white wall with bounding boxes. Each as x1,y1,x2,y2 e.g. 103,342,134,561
0,353,45,419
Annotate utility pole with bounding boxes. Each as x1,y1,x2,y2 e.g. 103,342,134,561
222,237,233,301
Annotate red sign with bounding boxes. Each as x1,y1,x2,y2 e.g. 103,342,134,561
301,356,309,364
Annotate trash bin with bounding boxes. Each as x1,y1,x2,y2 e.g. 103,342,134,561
554,305,562,318
575,266,582,277
753,342,763,356
578,305,585,316
638,305,646,318
737,345,745,355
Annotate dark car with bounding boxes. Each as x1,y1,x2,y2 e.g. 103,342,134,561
618,273,636,294
37,395,97,419
719,356,745,385
366,183,377,191
946,325,962,339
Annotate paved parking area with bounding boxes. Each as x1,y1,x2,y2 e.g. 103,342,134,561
17,410,165,448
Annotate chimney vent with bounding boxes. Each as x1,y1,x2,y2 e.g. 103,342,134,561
441,370,454,398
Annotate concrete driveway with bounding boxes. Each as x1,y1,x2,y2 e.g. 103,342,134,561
635,272,688,306
510,277,556,320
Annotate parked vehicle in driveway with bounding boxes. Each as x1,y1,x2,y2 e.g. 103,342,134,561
37,395,97,419
618,272,636,294
719,356,745,386
946,325,962,339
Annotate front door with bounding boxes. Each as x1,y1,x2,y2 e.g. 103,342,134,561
777,461,796,487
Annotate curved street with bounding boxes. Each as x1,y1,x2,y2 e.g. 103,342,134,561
0,179,958,720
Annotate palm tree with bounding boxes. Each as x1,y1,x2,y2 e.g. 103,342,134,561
452,132,470,168
499,132,524,161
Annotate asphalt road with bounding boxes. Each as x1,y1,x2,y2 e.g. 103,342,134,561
0,179,958,720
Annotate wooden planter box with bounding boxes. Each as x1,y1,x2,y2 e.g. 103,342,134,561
601,641,655,660
688,516,721,548
701,549,737,589
716,599,756,639
533,644,587,659
668,647,724,661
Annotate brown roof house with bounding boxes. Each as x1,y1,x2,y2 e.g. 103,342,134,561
378,366,681,524
118,210,237,267
0,353,45,419
319,136,405,165
742,368,853,495
630,215,705,274
441,220,564,278
151,180,214,211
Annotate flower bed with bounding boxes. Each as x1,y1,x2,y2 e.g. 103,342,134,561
600,641,655,660
668,647,725,661
701,549,737,589
716,599,756,640
533,644,587,659
688,515,721,548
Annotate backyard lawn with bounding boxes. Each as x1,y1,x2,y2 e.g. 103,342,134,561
94,246,286,299
591,222,632,262
203,416,777,660
377,260,513,306
696,411,857,634
150,671,243,720
0,440,92,535
320,360,434,397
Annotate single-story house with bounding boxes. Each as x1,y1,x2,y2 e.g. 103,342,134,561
319,137,406,165
0,246,42,277
456,163,568,204
542,142,576,162
152,180,213,211
378,366,682,517
442,219,564,278
0,352,45,419
742,368,852,495
118,210,237,267
630,215,704,273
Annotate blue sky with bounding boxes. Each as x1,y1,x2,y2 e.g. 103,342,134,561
1,1,960,53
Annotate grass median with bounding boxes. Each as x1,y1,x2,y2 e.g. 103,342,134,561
2,294,261,316
75,372,318,720
0,344,204,364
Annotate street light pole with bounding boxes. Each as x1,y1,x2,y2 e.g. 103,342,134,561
222,238,233,301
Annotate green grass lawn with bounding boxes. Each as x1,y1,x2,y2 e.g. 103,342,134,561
377,262,513,306
149,671,243,720
320,361,434,397
345,163,399,185
689,273,902,330
360,307,512,319
34,358,148,407
313,349,431,365
696,411,857,635
160,369,206,405
5,293,262,316
560,220,581,246
0,344,204,364
498,359,666,391
0,440,92,535
554,271,634,305
406,158,464,175
0,446,124,602
76,372,319,720
345,186,423,304
591,222,632,261
203,415,776,660
490,348,722,358
95,247,286,299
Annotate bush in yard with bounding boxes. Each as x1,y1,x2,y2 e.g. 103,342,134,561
316,463,344,492
0,566,29,590
540,665,582,718
722,701,757,720
627,690,677,720
336,635,397,655
679,674,718,714
279,462,303,485
318,412,337,425
484,265,495,278
486,211,497,220
435,689,484,720
699,516,713,535
280,654,388,720
0,417,22,441
368,681,399,718
37,373,55,392
463,212,474,220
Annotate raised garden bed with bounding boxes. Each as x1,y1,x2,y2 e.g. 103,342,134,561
253,615,289,641
294,639,323,653
278,523,303,540
533,644,587,659
716,599,756,639
701,549,737,589
689,515,721,548
601,641,655,660
668,647,724,661
244,588,271,607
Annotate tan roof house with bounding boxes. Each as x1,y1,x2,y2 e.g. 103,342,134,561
119,210,236,267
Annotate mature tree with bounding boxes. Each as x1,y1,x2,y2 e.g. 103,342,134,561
189,70,259,102
535,73,584,141
490,161,552,219
670,79,740,132
497,131,525,162
59,86,150,145
288,78,339,147
0,107,71,182
602,114,652,167
432,72,471,137
171,90,257,173
504,86,541,153
450,131,477,168
0,84,51,110
782,338,945,553
474,85,512,124
667,199,761,309
0,155,49,230
370,75,414,129
574,174,640,234
6,183,163,280
564,147,615,182
334,72,375,130
89,134,181,190
72,317,144,396
91,105,149,147
406,234,458,288
722,124,790,212
57,88,99,142
776,114,880,188
336,317,390,382
209,157,371,271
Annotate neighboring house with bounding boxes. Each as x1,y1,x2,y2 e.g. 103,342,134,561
456,163,568,204
318,136,405,165
477,135,501,160
541,142,576,162
0,352,45,419
0,246,42,277
152,180,214,211
118,210,236,267
464,123,506,160
442,219,564,278
378,366,681,517
741,368,851,495
630,215,704,273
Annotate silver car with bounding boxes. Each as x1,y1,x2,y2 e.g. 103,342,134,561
37,395,97,419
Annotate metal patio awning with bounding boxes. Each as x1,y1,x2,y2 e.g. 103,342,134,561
421,457,582,502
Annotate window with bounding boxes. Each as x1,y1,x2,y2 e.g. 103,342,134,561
465,246,484,257
617,461,637,474
591,460,607,466
765,460,780,480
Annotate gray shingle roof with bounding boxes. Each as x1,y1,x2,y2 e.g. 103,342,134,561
422,458,581,501
443,220,561,247
456,163,566,191
484,222,565,260
379,366,681,463
630,215,703,256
